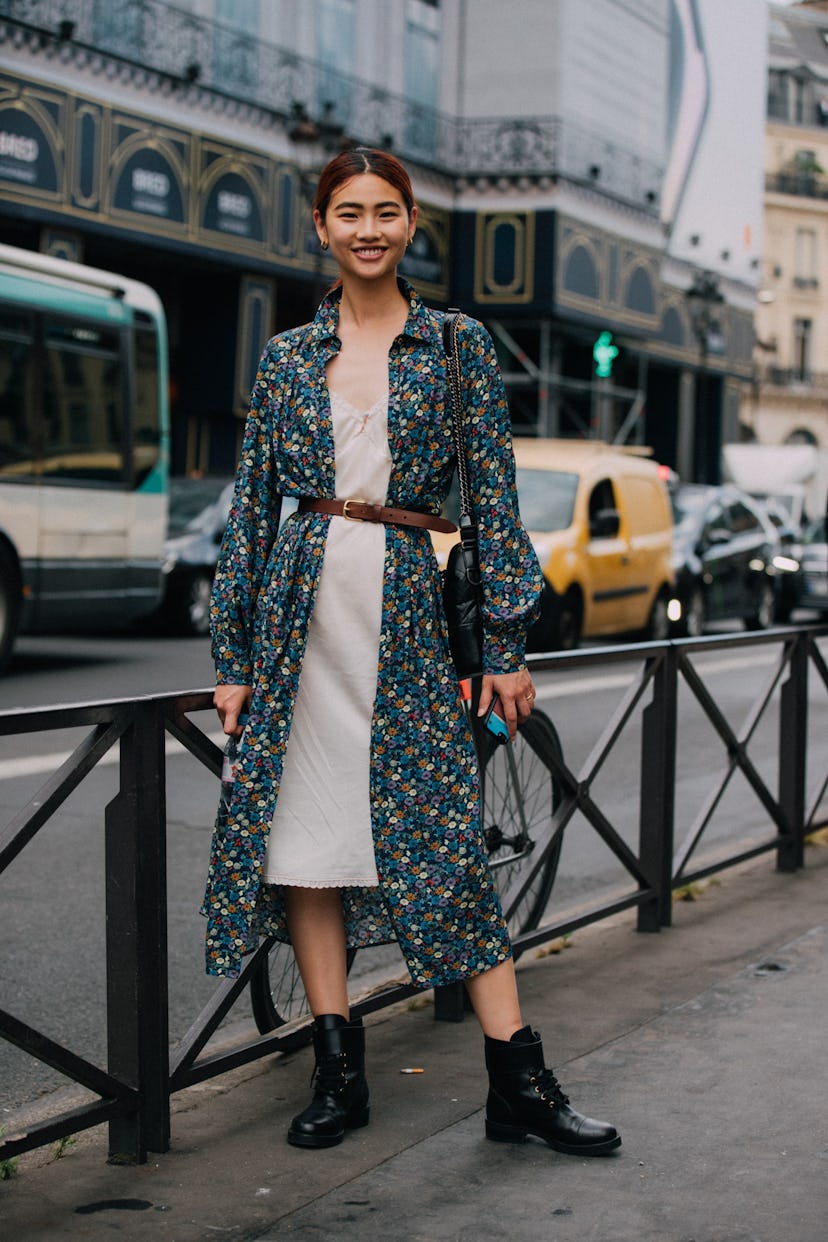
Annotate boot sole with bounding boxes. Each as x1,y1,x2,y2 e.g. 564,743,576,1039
287,1107,371,1149
485,1118,621,1156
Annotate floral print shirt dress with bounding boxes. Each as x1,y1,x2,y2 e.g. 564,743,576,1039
202,280,543,985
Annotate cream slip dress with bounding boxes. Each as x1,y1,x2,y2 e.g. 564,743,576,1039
263,388,391,888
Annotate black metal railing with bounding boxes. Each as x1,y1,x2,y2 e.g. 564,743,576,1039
766,171,828,201
758,366,828,393
0,626,826,1163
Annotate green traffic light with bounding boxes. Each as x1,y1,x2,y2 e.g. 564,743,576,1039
593,330,618,378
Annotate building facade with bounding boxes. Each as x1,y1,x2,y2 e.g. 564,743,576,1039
745,1,828,455
0,0,764,481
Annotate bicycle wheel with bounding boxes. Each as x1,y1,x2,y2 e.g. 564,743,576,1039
479,707,564,951
249,938,358,1035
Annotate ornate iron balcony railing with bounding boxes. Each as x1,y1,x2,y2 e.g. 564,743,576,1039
0,0,663,210
766,171,828,201
759,366,828,393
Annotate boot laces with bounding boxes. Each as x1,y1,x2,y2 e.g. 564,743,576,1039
311,1052,347,1094
530,1067,570,1107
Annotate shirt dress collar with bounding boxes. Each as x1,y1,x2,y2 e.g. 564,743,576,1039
299,279,443,360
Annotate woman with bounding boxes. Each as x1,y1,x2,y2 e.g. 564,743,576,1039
204,147,620,1157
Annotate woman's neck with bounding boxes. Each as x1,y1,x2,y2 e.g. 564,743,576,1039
337,274,408,333
326,273,410,409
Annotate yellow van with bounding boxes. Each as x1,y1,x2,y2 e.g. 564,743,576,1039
435,438,674,650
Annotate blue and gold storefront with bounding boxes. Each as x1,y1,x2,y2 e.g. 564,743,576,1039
0,68,753,482
453,207,755,483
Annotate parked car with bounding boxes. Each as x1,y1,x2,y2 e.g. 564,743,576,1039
158,476,235,635
752,495,803,621
759,494,801,540
667,484,789,636
794,515,828,617
156,478,300,635
433,439,675,650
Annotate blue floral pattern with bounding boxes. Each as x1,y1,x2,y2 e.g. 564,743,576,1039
202,281,542,984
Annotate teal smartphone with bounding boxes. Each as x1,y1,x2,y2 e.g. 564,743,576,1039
484,696,509,745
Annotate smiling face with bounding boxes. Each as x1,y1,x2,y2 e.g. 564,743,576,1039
314,173,417,284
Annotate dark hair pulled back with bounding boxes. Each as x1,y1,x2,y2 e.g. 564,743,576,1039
313,147,415,219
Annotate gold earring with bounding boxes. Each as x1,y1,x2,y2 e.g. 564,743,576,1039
406,237,413,249
320,240,329,252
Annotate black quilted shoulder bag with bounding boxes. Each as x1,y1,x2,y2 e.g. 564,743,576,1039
441,310,483,679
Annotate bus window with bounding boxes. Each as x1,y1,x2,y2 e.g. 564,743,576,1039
134,323,161,487
42,319,126,485
0,242,169,670
0,313,35,477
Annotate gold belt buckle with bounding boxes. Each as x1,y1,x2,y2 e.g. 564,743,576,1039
342,497,370,521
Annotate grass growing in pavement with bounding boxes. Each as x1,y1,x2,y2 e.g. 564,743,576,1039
0,1129,18,1180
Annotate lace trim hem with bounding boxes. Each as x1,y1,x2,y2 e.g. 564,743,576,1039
265,877,380,889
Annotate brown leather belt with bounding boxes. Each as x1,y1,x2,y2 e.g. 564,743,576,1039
297,497,457,534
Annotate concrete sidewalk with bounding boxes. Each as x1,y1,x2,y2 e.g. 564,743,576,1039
3,847,828,1242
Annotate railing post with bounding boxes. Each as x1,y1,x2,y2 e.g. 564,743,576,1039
105,701,170,1161
433,982,467,1022
637,645,677,930
778,632,808,872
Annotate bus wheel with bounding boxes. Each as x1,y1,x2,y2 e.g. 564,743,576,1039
0,544,21,675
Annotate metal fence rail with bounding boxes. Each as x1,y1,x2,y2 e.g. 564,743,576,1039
1,626,826,1164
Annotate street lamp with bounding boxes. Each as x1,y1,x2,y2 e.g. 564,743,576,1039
684,270,726,483
685,270,725,360
288,100,347,150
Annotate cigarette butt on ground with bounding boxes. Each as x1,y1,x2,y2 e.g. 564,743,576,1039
399,1067,424,1074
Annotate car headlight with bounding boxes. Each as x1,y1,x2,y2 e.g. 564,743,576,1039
772,554,800,574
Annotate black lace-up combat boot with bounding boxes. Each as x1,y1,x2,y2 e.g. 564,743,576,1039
287,1014,370,1149
484,1025,621,1155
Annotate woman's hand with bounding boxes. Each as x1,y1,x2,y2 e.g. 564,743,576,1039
214,684,252,736
477,669,536,742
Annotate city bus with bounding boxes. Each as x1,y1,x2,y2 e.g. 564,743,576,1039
0,243,169,673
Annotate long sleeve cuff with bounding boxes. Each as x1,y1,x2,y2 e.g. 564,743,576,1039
483,622,528,674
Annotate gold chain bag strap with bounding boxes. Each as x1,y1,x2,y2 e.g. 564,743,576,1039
441,310,483,678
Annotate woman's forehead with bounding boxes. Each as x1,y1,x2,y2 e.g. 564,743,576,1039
327,172,409,208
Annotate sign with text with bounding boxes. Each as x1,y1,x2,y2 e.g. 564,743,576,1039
0,99,61,197
110,132,187,228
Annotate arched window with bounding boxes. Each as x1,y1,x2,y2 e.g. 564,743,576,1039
660,306,685,347
625,266,656,315
785,427,818,447
563,245,599,299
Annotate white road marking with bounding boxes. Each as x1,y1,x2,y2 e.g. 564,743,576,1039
0,731,227,782
533,650,777,701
